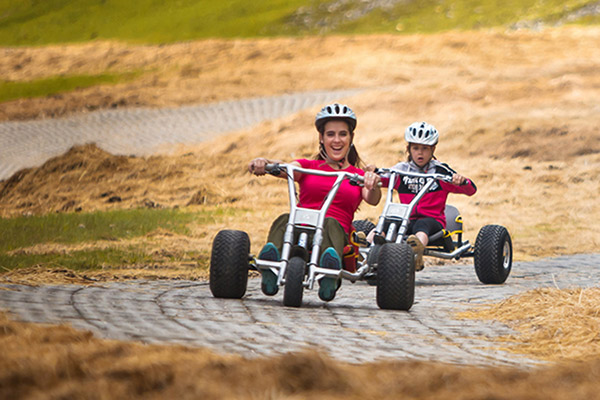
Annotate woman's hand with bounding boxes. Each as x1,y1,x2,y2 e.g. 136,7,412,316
248,157,268,176
363,171,381,191
364,164,377,173
362,170,381,205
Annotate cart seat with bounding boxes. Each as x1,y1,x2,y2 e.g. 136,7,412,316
427,205,463,252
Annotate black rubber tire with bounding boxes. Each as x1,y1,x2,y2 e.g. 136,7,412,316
376,242,415,311
474,225,512,284
209,230,250,298
353,219,376,235
364,244,382,286
283,257,305,307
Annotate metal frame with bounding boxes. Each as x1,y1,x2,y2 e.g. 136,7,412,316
369,168,474,260
253,163,365,290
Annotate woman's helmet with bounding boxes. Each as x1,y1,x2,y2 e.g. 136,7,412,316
315,103,357,133
404,121,439,146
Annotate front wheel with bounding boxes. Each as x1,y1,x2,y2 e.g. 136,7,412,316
209,230,250,298
283,257,305,307
376,242,415,311
474,225,512,284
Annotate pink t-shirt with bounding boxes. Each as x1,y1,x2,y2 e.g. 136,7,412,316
296,159,364,234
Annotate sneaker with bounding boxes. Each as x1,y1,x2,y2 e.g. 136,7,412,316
407,235,425,271
318,247,342,302
352,231,369,247
259,242,280,296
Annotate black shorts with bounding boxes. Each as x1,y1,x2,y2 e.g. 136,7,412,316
408,218,443,237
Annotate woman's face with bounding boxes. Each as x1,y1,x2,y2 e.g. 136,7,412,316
321,120,352,162
409,143,435,168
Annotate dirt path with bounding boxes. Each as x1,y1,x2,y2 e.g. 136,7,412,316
3,254,599,366
0,88,364,180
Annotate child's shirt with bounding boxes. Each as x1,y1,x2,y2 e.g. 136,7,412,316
383,160,477,228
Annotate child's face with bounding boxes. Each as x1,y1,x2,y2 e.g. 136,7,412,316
409,143,435,168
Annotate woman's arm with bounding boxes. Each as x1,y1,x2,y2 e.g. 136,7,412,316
361,170,382,205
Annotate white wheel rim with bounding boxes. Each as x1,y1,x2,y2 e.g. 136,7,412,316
502,240,511,270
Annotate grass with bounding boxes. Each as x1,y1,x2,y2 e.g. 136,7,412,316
1,0,599,46
0,0,310,46
0,208,194,251
0,71,141,103
0,248,154,271
0,207,234,271
323,0,599,34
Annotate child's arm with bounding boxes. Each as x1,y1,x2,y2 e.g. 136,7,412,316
443,174,477,196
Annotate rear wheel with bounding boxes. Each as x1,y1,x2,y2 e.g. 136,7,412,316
283,257,305,307
376,242,415,311
209,230,250,298
353,219,376,235
364,244,382,286
474,225,512,284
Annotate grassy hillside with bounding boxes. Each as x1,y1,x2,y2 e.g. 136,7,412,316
1,0,599,46
0,0,307,45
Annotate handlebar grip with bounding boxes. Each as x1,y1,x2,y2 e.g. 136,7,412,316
265,163,282,176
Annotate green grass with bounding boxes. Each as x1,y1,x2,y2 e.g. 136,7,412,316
1,0,598,46
0,208,194,252
317,0,599,34
0,0,310,46
0,248,155,271
0,207,235,271
0,71,141,103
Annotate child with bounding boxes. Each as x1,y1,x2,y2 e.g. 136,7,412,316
382,121,476,270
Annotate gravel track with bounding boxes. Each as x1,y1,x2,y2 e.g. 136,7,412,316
2,254,599,366
0,88,362,180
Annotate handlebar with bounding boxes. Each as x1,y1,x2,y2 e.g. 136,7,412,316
266,163,366,185
375,167,453,183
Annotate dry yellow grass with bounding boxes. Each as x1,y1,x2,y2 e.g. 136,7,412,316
458,288,600,362
2,310,600,400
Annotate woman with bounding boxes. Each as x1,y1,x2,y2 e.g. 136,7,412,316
248,103,381,301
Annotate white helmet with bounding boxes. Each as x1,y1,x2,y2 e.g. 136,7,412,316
315,103,357,132
405,122,439,146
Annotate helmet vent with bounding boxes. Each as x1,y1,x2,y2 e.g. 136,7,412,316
314,103,358,132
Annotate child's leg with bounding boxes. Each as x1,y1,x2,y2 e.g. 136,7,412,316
407,218,443,271
410,218,444,243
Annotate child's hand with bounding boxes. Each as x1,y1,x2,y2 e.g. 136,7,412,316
452,173,467,185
